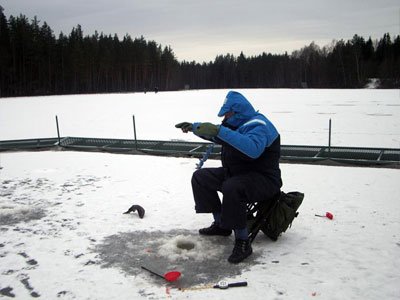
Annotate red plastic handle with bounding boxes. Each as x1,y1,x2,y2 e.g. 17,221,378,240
325,212,333,219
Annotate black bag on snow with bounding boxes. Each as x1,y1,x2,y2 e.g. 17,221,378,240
260,191,304,241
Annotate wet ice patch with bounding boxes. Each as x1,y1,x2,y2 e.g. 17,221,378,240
0,205,46,226
95,230,255,288
0,175,104,227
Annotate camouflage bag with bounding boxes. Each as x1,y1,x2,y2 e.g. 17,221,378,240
261,191,304,241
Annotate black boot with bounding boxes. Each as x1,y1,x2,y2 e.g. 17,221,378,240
228,239,253,263
199,222,232,236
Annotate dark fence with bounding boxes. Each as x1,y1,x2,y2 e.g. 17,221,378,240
1,136,399,168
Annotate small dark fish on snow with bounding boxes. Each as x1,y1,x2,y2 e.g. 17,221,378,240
123,204,145,218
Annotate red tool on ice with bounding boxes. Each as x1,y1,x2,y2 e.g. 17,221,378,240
315,212,334,220
141,266,181,282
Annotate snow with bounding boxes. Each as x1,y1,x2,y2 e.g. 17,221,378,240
365,78,381,89
0,89,400,299
1,89,399,147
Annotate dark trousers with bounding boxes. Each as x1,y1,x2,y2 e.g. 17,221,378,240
191,167,280,230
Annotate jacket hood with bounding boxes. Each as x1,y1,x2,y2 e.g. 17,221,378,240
218,91,257,127
218,91,256,118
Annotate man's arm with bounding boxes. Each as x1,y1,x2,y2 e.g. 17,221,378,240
217,121,277,159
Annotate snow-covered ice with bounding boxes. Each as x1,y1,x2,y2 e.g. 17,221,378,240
1,89,399,148
0,89,399,299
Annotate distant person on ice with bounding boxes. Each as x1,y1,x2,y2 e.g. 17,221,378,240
175,91,282,263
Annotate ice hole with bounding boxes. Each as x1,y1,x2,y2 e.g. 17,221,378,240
176,239,195,251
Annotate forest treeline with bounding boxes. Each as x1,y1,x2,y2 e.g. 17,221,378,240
0,6,399,97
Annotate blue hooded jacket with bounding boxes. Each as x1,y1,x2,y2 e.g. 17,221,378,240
195,91,279,159
194,91,281,184
216,91,279,159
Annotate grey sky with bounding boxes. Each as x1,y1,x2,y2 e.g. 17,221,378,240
2,0,399,62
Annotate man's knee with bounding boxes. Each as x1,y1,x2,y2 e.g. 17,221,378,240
221,177,243,196
191,168,206,187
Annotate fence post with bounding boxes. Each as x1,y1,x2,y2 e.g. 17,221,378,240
56,115,61,145
132,115,138,150
328,118,332,154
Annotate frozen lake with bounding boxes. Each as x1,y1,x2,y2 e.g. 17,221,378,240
1,89,399,148
0,89,399,299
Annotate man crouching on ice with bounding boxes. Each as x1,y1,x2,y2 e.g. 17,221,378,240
175,91,282,263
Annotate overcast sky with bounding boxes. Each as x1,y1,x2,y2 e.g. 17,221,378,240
2,0,399,62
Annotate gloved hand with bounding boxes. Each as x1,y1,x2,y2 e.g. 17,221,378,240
193,122,220,137
175,122,193,133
